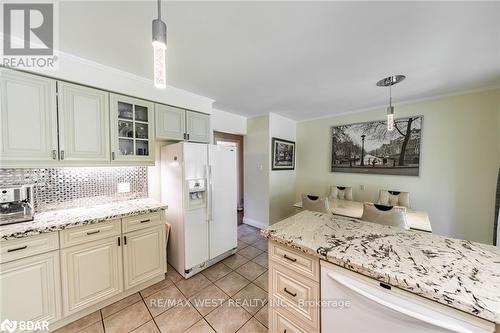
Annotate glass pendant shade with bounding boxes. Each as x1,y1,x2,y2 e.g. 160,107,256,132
152,3,167,89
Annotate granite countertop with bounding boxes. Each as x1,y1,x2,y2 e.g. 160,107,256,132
261,210,500,324
0,198,167,240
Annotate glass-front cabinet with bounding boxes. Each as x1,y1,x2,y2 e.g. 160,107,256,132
110,94,154,163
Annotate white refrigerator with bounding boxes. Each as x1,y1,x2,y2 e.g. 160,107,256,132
161,142,238,278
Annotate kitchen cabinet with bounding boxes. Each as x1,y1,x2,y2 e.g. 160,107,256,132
155,104,186,140
0,251,61,329
110,94,155,164
123,225,166,289
155,103,210,143
60,236,123,315
0,69,58,166
186,111,210,143
57,82,110,162
269,241,320,333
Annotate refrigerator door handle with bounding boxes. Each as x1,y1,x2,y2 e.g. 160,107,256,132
327,272,474,333
208,165,213,222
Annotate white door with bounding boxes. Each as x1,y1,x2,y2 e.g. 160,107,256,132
155,104,185,140
208,145,238,259
0,251,61,329
183,143,209,270
0,69,58,165
123,226,166,290
186,111,210,143
57,82,110,162
60,237,123,315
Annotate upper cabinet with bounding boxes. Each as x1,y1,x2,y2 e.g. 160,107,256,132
57,82,110,163
155,104,186,141
186,111,210,143
1,68,210,167
155,103,210,143
0,69,59,166
110,94,155,164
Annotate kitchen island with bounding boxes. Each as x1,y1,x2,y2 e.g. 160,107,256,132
261,210,500,332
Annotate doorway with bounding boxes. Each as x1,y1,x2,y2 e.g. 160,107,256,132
213,131,244,225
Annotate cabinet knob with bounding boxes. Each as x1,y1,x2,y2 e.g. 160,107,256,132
52,150,57,160
60,150,65,160
111,152,115,160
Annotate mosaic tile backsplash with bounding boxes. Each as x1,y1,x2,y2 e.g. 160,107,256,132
0,167,148,212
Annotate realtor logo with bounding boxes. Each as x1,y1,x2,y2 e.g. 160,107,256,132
1,1,58,69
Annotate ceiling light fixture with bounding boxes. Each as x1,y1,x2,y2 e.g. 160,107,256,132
376,75,406,131
152,0,167,89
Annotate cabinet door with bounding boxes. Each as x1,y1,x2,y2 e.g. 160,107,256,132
57,82,110,162
123,225,166,290
110,94,155,164
60,237,122,316
0,69,58,165
0,251,61,328
186,111,210,143
155,104,186,140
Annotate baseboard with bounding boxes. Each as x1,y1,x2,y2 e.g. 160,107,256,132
243,217,267,229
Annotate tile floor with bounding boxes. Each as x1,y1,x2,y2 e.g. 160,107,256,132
54,224,268,333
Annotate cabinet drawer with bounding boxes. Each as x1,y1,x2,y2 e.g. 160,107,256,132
270,262,319,329
122,212,163,233
269,241,319,281
271,308,311,333
60,220,121,248
0,232,59,263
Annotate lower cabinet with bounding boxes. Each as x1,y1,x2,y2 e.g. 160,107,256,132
0,251,61,328
0,212,166,330
123,225,166,289
60,236,123,316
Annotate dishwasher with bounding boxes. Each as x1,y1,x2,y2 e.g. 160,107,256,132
320,261,494,333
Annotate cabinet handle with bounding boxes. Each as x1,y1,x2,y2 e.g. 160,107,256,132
117,237,121,246
52,150,57,160
124,236,127,245
60,150,65,160
111,152,115,160
86,230,100,235
140,219,151,224
283,288,297,297
187,133,190,141
7,245,28,252
283,254,297,262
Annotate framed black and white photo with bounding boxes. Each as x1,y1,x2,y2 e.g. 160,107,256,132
272,137,295,170
331,116,423,176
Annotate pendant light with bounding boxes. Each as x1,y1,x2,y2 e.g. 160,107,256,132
376,75,406,131
152,0,167,89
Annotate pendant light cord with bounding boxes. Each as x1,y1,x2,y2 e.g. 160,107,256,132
157,0,161,20
389,83,392,108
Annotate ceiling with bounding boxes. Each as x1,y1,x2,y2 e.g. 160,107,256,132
60,1,500,120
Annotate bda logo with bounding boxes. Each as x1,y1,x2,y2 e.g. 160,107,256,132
0,319,17,333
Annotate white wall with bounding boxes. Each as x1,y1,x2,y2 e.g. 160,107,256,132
32,51,214,113
243,116,270,228
269,113,297,224
211,108,247,135
296,89,500,244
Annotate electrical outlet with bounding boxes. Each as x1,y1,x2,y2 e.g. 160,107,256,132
360,185,365,191
117,182,130,193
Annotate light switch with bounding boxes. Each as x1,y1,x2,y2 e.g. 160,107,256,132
118,182,130,193
360,185,365,191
